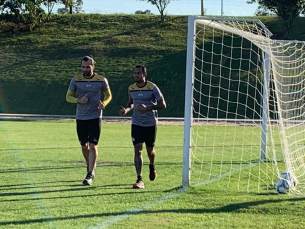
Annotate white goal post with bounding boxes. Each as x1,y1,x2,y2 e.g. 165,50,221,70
183,16,305,193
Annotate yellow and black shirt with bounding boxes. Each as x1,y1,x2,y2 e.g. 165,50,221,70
67,73,111,120
128,81,164,126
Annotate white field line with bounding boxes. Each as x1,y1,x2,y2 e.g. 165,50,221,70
0,115,266,228
1,119,57,228
87,189,185,229
87,159,263,229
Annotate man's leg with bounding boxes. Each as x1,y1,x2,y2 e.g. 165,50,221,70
81,143,90,171
82,144,97,186
133,143,145,189
76,120,91,180
83,119,100,186
145,125,157,181
146,146,155,165
134,143,143,178
131,124,145,189
88,143,98,174
146,146,157,181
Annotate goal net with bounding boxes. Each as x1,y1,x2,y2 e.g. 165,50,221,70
183,16,305,193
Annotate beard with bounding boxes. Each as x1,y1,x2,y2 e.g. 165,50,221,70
135,77,144,83
83,71,93,77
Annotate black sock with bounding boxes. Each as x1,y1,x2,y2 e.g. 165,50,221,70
137,175,142,181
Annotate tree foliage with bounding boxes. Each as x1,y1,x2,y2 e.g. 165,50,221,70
0,0,83,30
43,0,61,16
254,8,274,16
58,0,83,14
138,0,177,22
248,0,305,37
0,0,46,26
135,9,153,14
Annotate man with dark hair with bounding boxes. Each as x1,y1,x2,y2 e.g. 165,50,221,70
119,65,166,189
66,56,112,185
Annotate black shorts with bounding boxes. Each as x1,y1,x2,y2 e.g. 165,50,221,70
131,124,156,147
76,118,101,145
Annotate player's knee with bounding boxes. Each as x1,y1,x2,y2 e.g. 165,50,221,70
146,146,154,153
135,149,142,156
89,143,98,151
81,143,89,150
147,150,155,157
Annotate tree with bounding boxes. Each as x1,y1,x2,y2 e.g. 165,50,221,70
58,0,83,14
138,0,177,22
254,8,274,16
0,0,46,26
248,0,305,38
135,9,153,14
43,0,61,15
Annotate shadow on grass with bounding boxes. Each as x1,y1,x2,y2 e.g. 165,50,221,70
0,185,179,203
0,161,183,175
0,158,264,176
0,146,80,152
0,188,150,198
0,180,79,190
0,145,182,153
0,196,304,226
0,165,80,174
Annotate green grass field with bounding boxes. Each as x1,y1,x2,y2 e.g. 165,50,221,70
0,120,304,229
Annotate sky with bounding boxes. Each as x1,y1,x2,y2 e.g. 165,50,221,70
49,0,259,17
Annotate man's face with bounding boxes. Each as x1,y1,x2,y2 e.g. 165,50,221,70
82,60,94,76
133,67,145,83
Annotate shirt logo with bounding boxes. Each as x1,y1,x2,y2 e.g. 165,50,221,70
86,84,91,87
138,92,143,97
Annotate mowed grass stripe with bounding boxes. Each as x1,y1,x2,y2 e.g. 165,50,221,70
0,120,303,229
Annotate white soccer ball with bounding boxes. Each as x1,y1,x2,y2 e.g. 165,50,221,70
275,178,292,194
275,171,297,194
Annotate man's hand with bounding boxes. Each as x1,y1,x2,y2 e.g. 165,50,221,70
119,106,127,116
98,101,105,110
77,95,88,104
137,104,148,111
138,100,166,111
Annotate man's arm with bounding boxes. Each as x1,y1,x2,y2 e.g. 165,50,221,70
66,90,88,104
66,90,78,103
138,98,166,111
98,89,112,110
102,89,112,106
119,94,134,116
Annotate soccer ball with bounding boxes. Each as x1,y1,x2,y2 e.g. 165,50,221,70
275,178,292,194
275,171,297,194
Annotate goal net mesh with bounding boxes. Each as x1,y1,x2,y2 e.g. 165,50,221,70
188,18,305,193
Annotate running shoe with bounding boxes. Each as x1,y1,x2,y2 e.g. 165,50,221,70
83,172,94,185
149,164,157,181
132,179,145,189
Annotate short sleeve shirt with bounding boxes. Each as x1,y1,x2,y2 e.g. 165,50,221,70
128,81,164,127
68,73,110,120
